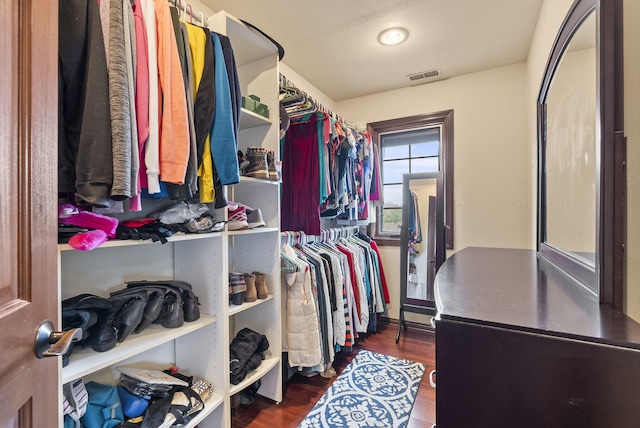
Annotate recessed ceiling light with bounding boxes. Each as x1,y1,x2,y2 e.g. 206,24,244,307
378,27,409,46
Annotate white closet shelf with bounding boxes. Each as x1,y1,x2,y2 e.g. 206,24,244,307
240,107,272,129
58,232,223,252
229,355,280,396
238,176,280,186
228,294,274,317
62,314,218,383
185,392,224,428
228,227,279,237
209,11,278,67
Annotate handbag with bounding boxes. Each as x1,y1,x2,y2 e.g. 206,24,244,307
80,382,124,428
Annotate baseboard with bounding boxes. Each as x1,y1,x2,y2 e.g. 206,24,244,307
378,316,435,334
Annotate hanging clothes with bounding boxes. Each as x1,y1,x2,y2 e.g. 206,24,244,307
281,229,389,373
58,0,242,212
282,242,323,368
128,0,150,212
58,0,113,208
280,77,380,224
281,115,322,235
209,33,240,186
154,0,190,185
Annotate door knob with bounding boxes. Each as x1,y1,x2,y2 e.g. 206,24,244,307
34,320,82,359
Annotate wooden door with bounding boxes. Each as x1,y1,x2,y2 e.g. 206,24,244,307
0,0,60,426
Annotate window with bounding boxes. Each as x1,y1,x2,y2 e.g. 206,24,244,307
368,110,454,247
379,127,441,235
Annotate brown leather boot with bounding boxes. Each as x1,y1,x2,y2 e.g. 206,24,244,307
243,273,257,302
253,272,268,299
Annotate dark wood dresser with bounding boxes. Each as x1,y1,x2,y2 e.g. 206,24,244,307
434,247,640,428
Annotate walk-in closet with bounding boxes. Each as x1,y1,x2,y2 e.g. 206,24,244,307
4,0,640,427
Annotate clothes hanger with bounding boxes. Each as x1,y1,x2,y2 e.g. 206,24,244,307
280,251,300,273
186,4,193,23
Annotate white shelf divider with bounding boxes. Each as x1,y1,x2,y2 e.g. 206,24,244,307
229,355,280,396
62,315,217,384
228,294,274,317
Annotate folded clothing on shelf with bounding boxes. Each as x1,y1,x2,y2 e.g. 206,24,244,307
242,94,269,118
229,328,270,385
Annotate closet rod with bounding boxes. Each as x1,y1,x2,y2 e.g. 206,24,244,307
280,226,360,245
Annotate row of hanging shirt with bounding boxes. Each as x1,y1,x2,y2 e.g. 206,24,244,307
58,0,241,212
281,229,390,376
279,78,384,236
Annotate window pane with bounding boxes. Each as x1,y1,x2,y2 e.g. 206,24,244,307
411,141,439,157
383,159,409,184
411,157,439,173
381,127,439,147
383,144,409,160
383,184,402,207
382,207,402,233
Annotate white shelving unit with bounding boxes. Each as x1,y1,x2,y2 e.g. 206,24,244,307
57,10,282,428
209,7,283,414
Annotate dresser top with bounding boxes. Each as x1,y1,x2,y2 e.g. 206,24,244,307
435,247,640,349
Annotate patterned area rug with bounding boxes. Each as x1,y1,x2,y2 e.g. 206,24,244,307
298,350,426,428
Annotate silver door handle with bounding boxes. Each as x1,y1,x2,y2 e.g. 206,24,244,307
34,320,82,359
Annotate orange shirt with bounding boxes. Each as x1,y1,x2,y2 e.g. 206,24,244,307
154,0,189,184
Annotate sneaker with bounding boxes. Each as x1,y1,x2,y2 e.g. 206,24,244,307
246,206,265,228
245,147,269,179
227,203,249,231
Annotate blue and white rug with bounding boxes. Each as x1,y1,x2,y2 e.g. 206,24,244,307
298,350,426,428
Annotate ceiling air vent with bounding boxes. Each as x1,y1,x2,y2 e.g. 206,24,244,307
407,69,441,85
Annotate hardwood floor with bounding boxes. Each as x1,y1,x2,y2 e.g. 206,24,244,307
231,320,436,428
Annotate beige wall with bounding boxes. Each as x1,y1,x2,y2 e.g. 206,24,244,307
545,48,597,255
279,63,340,114
338,63,531,252
526,0,575,246
624,0,640,320
336,64,530,322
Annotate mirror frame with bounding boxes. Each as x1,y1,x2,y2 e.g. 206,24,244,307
537,0,625,308
399,171,445,315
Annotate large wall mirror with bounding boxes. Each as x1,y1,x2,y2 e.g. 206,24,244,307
537,0,624,307
396,172,445,342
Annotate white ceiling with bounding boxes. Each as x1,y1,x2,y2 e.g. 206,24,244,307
201,0,544,102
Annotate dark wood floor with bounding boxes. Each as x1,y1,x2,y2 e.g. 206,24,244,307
231,320,436,428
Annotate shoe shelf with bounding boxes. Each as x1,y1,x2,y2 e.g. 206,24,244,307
229,354,280,396
238,176,280,186
240,107,272,129
228,227,279,237
58,231,224,252
228,294,274,317
62,315,218,384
